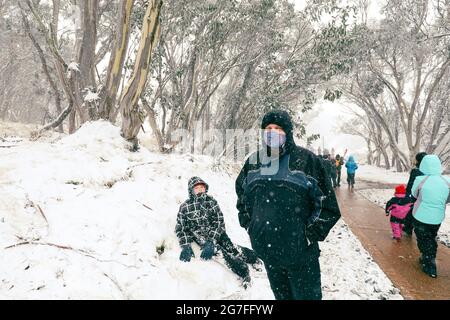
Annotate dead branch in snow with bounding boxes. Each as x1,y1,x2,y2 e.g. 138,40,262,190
24,197,50,233
136,200,153,211
126,161,155,170
5,241,80,251
4,241,138,269
31,201,48,225
103,272,129,299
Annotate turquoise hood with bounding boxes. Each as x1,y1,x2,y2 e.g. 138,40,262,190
419,155,442,175
348,155,355,162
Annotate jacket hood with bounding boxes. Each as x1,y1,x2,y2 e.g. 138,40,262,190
188,176,209,198
415,152,427,168
348,155,355,162
261,109,296,153
419,155,442,175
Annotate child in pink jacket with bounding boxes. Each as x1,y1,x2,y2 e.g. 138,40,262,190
385,185,414,240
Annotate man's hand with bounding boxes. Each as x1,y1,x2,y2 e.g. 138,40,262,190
305,223,323,243
238,211,251,230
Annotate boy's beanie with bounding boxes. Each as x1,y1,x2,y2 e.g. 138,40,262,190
395,184,406,195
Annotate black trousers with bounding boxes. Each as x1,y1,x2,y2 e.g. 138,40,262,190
337,170,342,186
215,233,259,281
264,257,322,300
402,206,414,234
413,218,441,258
347,173,355,186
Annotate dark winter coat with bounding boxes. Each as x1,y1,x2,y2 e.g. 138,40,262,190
335,158,344,172
235,110,341,267
385,195,414,224
175,177,226,247
406,168,423,198
321,157,335,179
329,159,337,178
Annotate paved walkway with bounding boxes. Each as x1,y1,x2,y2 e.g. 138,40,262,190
335,185,450,300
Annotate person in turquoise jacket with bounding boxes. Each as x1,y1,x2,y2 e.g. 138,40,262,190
345,155,358,191
411,154,450,278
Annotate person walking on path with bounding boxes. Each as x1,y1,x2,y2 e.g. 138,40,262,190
329,157,337,188
176,177,260,287
235,109,341,300
385,184,414,240
411,155,450,278
335,154,345,187
323,150,337,188
345,155,358,192
403,152,427,235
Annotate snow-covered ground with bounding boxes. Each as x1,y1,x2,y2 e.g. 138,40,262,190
358,189,450,248
354,164,410,185
0,121,40,138
0,121,402,299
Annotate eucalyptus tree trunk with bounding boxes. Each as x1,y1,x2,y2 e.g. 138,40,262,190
99,0,135,120
73,0,99,120
119,0,162,145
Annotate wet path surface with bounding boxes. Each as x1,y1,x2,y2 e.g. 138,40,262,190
356,179,398,190
335,184,450,300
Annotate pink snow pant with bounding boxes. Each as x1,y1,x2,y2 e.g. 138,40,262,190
390,222,403,239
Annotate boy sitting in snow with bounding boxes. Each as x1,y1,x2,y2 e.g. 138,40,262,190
175,176,260,287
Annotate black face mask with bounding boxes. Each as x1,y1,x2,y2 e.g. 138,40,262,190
194,192,207,200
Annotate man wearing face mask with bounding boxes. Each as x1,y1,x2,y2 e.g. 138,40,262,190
235,109,341,300
175,176,261,288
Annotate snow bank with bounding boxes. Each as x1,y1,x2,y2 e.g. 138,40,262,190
0,121,402,299
320,221,401,299
356,165,410,185
358,189,450,248
1,120,38,138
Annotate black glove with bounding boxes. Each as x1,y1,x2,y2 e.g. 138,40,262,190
305,224,322,243
238,211,251,230
179,245,194,262
200,240,215,260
